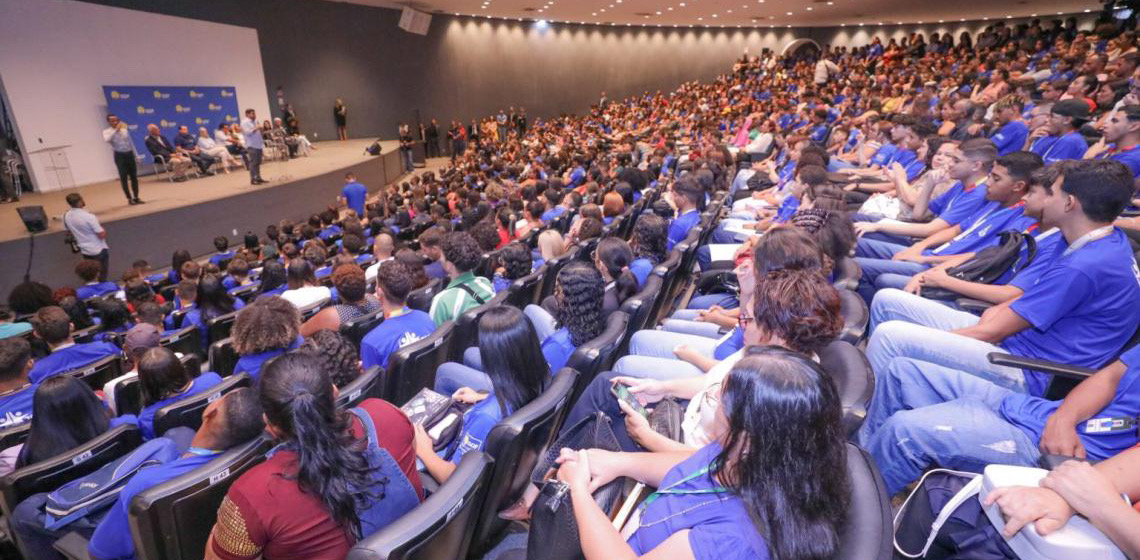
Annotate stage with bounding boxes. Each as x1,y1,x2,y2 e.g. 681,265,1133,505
0,139,441,296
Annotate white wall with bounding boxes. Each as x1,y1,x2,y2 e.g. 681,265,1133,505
0,0,271,190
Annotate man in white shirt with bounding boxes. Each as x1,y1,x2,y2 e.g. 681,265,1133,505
102,114,141,205
814,56,839,86
240,108,266,185
62,193,110,281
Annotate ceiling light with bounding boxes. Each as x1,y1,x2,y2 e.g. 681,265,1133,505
786,11,793,15
806,7,812,11
858,22,864,26
840,23,845,26
534,19,549,28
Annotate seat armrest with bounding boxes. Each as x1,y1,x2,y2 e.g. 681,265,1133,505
955,298,992,314
1039,454,1100,470
53,532,92,560
986,352,1097,380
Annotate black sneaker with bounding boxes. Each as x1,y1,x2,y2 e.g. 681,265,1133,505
128,199,138,205
134,199,145,204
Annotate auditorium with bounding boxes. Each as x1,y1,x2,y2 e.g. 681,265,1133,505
0,0,1139,558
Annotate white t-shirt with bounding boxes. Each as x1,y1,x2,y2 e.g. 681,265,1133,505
280,285,331,309
681,349,745,448
63,208,108,256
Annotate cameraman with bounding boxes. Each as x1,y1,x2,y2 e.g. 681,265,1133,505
62,194,110,282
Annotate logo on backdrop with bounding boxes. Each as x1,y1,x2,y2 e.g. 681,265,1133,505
104,86,240,154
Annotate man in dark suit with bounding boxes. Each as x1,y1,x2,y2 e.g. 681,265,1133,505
425,119,441,158
144,124,193,181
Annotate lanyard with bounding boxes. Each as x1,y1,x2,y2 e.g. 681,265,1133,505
639,464,728,511
386,306,410,320
1063,225,1115,257
186,447,222,457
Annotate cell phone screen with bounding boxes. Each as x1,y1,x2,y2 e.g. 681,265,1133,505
612,383,649,418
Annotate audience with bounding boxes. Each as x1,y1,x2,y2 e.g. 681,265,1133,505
0,337,34,431
300,263,378,336
230,296,302,380
359,261,436,370
429,232,494,325
136,347,223,440
26,306,120,384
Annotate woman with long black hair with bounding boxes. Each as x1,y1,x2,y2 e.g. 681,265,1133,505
11,376,133,472
415,306,549,483
137,347,222,440
629,213,668,286
593,237,639,316
255,259,288,299
206,352,422,560
555,349,850,560
187,274,244,351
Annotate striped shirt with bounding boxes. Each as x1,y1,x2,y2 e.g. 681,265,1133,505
429,271,494,326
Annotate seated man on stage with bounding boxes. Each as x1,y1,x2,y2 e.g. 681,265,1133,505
174,125,217,175
144,124,194,180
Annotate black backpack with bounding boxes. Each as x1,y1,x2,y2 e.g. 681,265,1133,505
921,230,1037,301
365,141,382,156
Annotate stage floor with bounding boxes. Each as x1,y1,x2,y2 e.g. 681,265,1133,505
1,139,393,243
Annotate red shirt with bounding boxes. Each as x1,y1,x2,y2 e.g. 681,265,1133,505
211,399,422,560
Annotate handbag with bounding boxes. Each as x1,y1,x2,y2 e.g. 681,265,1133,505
921,231,1036,301
647,398,684,442
893,469,1018,560
400,388,468,452
527,412,624,560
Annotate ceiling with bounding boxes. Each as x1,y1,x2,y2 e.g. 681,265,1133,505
326,0,1101,28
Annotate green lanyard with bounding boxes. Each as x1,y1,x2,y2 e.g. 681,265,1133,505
639,464,729,510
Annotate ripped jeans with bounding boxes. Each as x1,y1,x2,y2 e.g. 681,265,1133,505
856,357,1040,495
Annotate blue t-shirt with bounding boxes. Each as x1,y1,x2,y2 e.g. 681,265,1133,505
77,282,119,301
342,182,368,216
0,385,34,430
1003,228,1064,288
208,251,235,267
869,143,898,167
774,195,800,224
28,341,121,384
541,328,577,372
1098,144,1140,178
990,121,1030,156
319,225,342,242
138,372,224,440
1032,131,1088,164
926,203,1037,257
928,180,992,226
630,258,654,287
360,309,436,370
185,300,245,351
447,396,507,465
1000,344,1140,460
668,209,701,251
541,206,567,223
1003,229,1140,396
809,124,829,144
234,335,303,380
88,450,222,560
628,442,769,560
713,328,744,360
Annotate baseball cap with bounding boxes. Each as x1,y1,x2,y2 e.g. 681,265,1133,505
124,323,162,359
1051,98,1091,120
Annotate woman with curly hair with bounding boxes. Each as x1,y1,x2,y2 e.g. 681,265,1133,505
300,264,378,337
231,296,302,380
297,329,362,388
629,214,668,286
524,261,604,369
491,242,533,293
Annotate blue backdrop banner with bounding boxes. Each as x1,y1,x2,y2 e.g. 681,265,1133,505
102,86,241,155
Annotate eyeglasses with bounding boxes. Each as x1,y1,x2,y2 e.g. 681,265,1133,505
737,314,754,329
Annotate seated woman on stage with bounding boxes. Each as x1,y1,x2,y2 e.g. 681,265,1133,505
197,127,241,172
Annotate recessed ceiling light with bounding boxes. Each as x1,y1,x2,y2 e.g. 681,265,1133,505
840,23,845,26
726,9,733,13
1084,8,1091,12
806,7,812,11
938,19,943,22
697,16,703,20
858,22,864,26
786,11,792,15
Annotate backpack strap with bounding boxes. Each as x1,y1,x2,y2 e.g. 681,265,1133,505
893,468,983,558
455,281,487,306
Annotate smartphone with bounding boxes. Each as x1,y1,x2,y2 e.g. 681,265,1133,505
611,383,649,418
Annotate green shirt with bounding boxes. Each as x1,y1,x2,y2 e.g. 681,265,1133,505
429,271,495,325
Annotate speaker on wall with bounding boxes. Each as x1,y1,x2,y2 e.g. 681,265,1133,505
399,6,432,35
16,205,46,233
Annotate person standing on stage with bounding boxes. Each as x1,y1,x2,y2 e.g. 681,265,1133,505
241,109,266,185
62,193,110,282
334,99,348,141
398,122,414,173
102,114,141,205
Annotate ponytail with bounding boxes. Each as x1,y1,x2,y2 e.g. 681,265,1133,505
261,354,380,539
596,237,638,305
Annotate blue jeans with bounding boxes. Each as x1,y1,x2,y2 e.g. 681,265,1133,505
856,357,1038,494
686,293,738,310
867,320,1027,394
400,148,414,172
525,304,556,342
660,317,724,339
855,237,908,259
870,288,979,333
856,257,928,304
434,360,493,395
710,226,748,244
611,329,717,380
